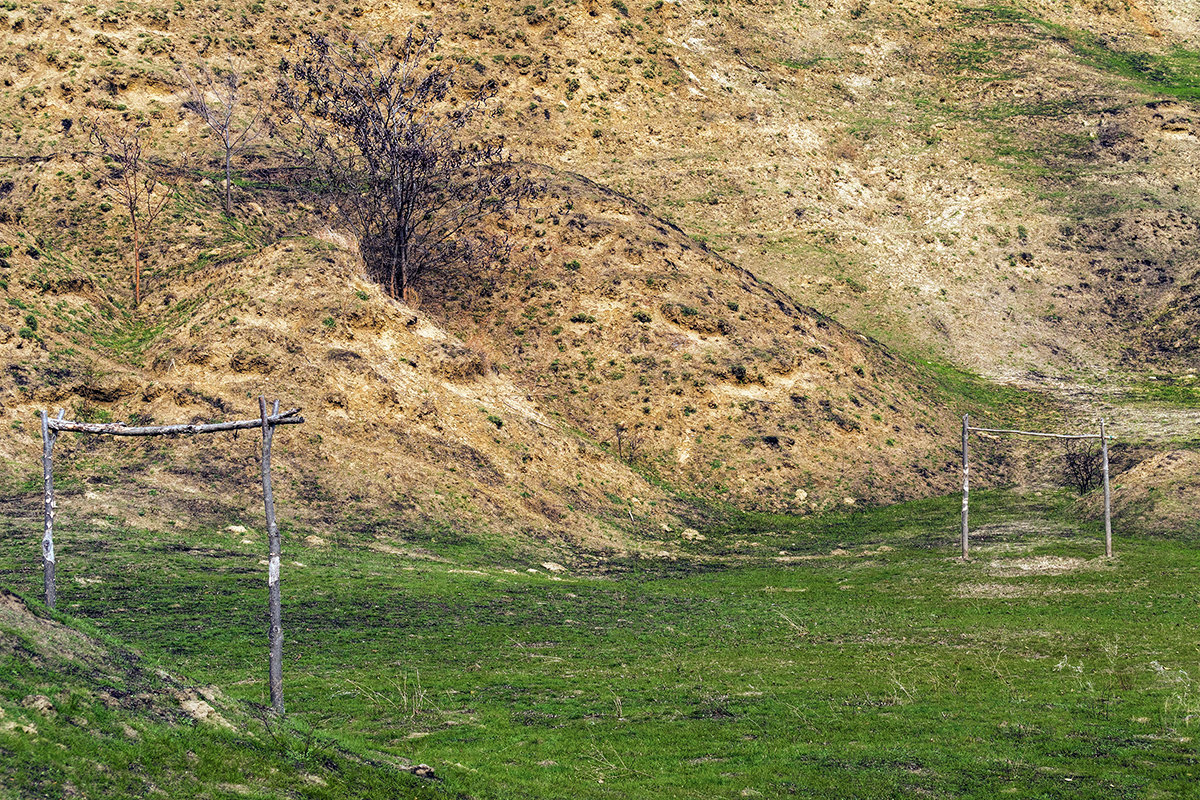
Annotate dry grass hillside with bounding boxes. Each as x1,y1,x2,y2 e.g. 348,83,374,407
5,0,1198,379
1080,447,1200,535
358,0,1200,377
0,156,991,556
0,218,682,554
0,0,1195,546
428,168,973,509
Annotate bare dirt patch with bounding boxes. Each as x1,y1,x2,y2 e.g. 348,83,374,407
953,580,1116,599
954,582,1037,599
0,590,105,664
965,520,1077,549
985,555,1109,577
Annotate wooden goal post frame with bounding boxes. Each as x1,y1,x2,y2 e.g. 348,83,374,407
959,413,1113,561
39,398,303,715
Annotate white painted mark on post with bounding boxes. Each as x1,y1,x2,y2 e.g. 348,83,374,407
268,555,280,585
43,540,54,563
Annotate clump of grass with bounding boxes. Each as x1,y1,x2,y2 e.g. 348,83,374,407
913,357,1053,421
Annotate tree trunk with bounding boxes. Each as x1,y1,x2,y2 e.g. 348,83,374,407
1101,419,1112,558
389,251,398,298
48,408,303,437
224,148,233,216
132,216,141,307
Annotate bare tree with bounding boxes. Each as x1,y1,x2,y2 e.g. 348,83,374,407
612,422,644,464
178,60,268,216
276,29,535,298
626,428,643,465
1062,438,1103,495
89,120,173,307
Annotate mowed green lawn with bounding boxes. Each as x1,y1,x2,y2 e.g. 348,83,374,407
2,490,1198,799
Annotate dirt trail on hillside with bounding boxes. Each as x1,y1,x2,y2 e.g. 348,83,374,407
977,376,1199,536
1001,376,1200,442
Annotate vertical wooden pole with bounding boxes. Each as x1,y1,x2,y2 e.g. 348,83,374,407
260,397,284,715
961,414,970,560
1101,419,1112,558
41,411,57,609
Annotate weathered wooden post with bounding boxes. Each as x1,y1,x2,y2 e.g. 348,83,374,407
1101,418,1112,558
259,396,284,715
40,410,60,608
961,413,969,560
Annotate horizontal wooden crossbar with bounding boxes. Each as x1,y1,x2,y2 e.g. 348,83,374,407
967,426,1104,440
46,408,304,436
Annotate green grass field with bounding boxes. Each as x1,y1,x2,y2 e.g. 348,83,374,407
2,490,1198,798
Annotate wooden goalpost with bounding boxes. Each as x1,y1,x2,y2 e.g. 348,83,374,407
959,413,1112,561
39,397,303,715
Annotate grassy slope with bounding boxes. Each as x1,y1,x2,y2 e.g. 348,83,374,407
3,492,1198,798
0,589,457,800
